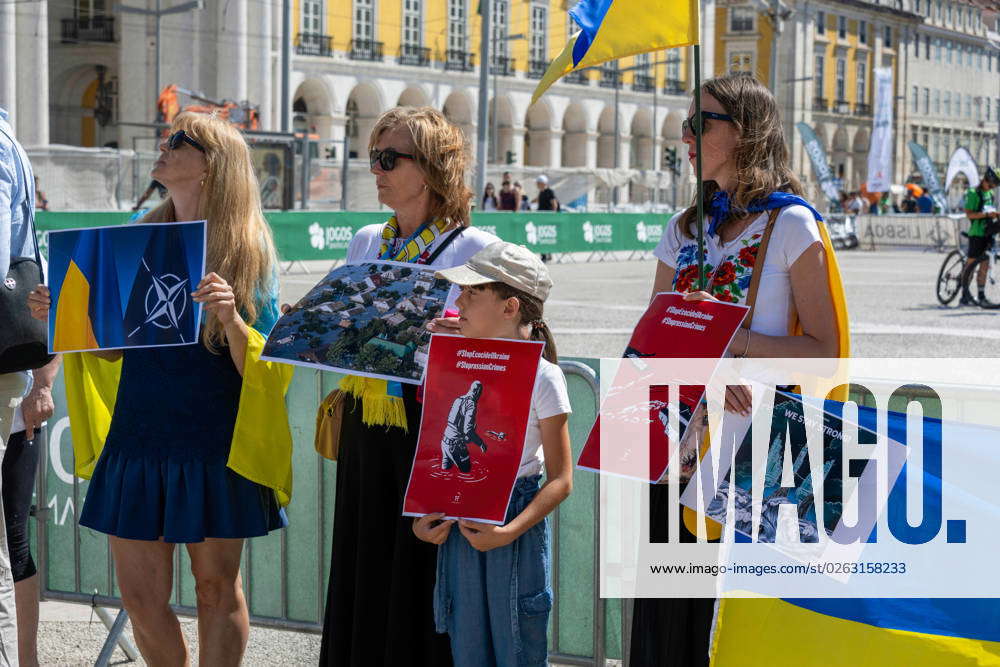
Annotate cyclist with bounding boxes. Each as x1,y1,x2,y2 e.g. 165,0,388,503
961,167,1000,305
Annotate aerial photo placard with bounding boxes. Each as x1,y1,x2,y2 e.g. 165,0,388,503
261,260,452,383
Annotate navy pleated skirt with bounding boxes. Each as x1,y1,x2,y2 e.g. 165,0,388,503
78,342,286,543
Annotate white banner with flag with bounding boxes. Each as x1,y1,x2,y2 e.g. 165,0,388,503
945,147,980,190
866,68,894,193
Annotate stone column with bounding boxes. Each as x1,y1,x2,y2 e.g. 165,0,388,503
254,0,273,129
217,0,248,101
15,0,48,144
619,132,633,173
584,130,599,168
547,129,564,168
0,2,16,119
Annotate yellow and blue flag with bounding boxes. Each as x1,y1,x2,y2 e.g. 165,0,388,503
48,222,205,353
531,0,700,104
51,229,123,352
713,598,1000,665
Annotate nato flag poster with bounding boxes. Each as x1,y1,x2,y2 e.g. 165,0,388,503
47,221,206,353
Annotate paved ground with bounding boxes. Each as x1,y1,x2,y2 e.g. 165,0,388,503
38,600,320,666
36,246,996,665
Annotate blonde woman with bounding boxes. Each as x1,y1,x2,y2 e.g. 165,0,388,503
27,112,292,665
320,107,499,666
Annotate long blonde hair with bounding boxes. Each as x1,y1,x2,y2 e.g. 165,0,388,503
678,74,804,238
368,106,473,228
143,111,276,351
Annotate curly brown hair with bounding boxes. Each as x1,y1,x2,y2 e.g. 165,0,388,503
678,74,804,239
369,106,473,228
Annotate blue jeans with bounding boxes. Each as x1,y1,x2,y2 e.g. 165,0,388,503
434,474,552,667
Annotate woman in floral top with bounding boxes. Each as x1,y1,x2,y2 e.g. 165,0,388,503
631,73,846,667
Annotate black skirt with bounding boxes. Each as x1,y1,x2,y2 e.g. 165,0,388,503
629,484,715,667
320,387,453,666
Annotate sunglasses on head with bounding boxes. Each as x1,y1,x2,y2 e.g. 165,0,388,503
370,147,416,171
681,111,735,137
167,130,207,153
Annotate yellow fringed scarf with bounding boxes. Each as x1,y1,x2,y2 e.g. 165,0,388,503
338,374,410,431
341,216,452,432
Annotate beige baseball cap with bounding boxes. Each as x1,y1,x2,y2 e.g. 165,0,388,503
436,241,552,301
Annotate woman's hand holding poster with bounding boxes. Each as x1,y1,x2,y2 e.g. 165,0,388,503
576,292,749,483
403,334,544,524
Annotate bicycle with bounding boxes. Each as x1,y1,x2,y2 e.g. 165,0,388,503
936,237,967,305
962,231,1000,308
937,231,1000,307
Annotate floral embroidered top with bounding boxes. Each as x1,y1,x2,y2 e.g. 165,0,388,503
654,205,824,337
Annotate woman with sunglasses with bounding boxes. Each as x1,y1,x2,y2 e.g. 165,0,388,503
630,73,848,666
319,106,498,666
28,112,291,665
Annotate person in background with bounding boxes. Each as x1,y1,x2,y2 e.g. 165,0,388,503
498,180,518,212
901,191,918,213
532,175,560,212
532,175,559,262
32,176,47,212
845,192,864,216
960,167,1000,305
917,189,935,213
481,182,498,211
515,181,531,211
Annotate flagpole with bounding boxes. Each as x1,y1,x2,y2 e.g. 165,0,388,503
694,44,705,290
475,1,491,204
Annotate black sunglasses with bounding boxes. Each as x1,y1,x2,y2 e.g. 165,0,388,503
370,147,416,171
167,130,206,153
681,111,735,137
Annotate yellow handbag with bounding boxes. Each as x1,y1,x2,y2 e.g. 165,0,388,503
314,389,346,461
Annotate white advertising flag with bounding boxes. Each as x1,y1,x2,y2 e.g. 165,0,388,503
866,68,894,193
945,146,980,190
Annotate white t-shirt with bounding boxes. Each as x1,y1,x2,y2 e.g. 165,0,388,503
518,358,572,478
346,223,500,311
653,205,822,337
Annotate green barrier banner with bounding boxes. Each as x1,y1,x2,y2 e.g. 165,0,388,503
267,211,385,262
35,211,676,262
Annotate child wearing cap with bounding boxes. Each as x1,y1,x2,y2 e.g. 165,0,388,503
412,241,573,667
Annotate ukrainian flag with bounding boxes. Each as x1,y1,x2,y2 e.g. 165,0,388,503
712,598,1000,665
52,229,123,352
531,0,700,104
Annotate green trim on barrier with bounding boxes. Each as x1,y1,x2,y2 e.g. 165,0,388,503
33,356,616,660
35,211,673,261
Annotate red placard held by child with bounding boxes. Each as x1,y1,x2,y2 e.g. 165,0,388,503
404,334,544,524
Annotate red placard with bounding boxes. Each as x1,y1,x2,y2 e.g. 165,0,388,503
403,334,544,524
576,292,748,482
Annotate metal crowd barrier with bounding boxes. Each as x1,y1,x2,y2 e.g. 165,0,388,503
854,213,965,251
31,358,619,665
